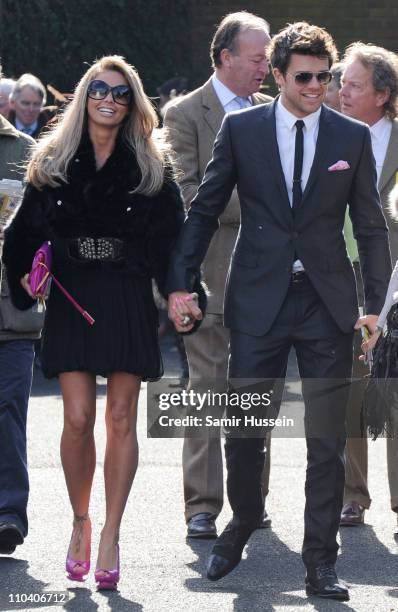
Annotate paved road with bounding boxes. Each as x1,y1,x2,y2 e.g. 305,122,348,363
0,341,398,611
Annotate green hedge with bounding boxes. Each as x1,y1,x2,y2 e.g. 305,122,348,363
0,0,192,99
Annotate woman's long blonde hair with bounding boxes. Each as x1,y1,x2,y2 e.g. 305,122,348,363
27,55,166,195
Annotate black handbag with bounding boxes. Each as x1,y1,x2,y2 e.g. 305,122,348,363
362,303,398,439
0,267,44,334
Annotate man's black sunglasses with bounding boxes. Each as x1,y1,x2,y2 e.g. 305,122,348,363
87,80,132,106
288,70,332,86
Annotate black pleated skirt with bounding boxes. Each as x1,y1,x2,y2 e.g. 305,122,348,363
41,268,163,381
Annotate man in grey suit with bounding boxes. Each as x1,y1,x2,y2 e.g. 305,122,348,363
164,11,272,539
339,43,398,530
168,22,391,600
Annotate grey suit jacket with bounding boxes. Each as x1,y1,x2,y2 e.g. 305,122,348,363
167,100,391,336
345,117,398,264
164,78,271,313
379,118,398,262
0,117,43,341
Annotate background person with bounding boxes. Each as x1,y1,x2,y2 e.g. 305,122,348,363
325,62,343,111
0,66,40,556
157,76,188,118
8,73,53,138
164,11,273,539
339,42,398,531
0,77,16,120
3,55,202,589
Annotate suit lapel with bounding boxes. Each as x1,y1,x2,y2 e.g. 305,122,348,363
301,105,333,204
379,118,398,194
261,100,292,220
201,78,225,136
201,80,270,134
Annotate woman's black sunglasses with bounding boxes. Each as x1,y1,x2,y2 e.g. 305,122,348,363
288,70,332,85
87,80,132,106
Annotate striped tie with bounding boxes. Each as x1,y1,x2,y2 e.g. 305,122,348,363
235,96,251,109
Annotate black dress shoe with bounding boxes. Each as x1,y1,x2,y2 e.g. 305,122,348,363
187,513,217,539
257,509,271,529
0,522,24,555
305,565,349,601
340,501,365,526
206,519,255,581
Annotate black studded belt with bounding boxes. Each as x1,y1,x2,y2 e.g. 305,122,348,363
68,237,125,262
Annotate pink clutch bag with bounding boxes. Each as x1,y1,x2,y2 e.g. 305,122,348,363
28,241,95,325
28,240,52,298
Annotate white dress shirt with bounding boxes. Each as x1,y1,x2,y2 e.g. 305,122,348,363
275,99,322,271
212,74,252,112
370,115,392,185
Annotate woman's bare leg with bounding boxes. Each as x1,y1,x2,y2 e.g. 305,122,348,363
96,372,141,573
59,372,97,573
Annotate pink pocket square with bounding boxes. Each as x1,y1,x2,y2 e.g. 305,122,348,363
328,160,350,171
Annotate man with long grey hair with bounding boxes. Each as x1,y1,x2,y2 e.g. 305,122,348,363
339,42,398,533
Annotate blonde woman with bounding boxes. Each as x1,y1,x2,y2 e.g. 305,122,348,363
3,56,202,589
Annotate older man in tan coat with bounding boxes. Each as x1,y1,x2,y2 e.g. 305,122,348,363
164,11,273,538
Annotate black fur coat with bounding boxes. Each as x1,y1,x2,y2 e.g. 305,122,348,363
3,133,205,319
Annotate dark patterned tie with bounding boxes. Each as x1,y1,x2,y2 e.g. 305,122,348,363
292,119,305,210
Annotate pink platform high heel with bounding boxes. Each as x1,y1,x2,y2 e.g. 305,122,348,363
95,544,120,590
66,513,91,582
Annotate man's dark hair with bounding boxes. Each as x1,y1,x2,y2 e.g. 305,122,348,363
342,42,398,120
157,76,188,98
269,22,338,74
210,11,270,70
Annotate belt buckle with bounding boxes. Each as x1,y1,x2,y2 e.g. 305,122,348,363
78,237,96,260
96,238,115,260
77,237,116,260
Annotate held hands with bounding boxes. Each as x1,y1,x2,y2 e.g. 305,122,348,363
354,314,380,360
168,291,203,332
20,273,34,298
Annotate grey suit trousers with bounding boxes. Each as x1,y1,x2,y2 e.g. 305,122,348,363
344,262,398,511
182,313,271,521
